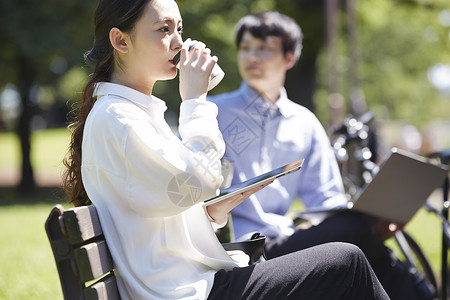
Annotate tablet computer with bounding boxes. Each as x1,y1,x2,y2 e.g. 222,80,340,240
204,159,304,206
350,148,448,223
297,148,448,224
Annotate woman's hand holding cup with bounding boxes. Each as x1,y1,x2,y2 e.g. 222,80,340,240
177,39,224,101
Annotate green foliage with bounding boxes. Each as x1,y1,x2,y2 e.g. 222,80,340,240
358,0,449,125
0,0,95,133
158,0,326,112
0,0,95,86
1,0,449,129
58,67,89,106
314,0,450,128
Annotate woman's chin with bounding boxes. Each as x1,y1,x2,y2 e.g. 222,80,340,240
160,70,178,81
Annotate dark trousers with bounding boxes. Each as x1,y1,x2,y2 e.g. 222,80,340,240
208,242,389,300
264,211,426,300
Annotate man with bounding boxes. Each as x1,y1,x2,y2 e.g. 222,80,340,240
208,11,433,300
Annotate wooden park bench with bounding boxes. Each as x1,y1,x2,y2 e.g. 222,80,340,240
45,204,120,300
45,204,266,300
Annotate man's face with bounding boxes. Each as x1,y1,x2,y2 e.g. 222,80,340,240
237,31,291,99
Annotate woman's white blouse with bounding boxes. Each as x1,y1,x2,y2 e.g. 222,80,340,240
81,82,239,300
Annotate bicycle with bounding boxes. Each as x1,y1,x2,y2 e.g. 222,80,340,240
425,150,450,300
329,112,450,300
390,150,449,300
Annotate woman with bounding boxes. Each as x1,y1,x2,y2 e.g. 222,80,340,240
63,0,389,299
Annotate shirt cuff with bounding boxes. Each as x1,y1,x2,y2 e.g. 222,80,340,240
203,205,228,230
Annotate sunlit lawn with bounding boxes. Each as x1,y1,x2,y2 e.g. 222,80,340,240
0,187,69,299
0,128,69,299
0,128,446,298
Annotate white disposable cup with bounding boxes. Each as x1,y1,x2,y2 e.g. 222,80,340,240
174,42,225,91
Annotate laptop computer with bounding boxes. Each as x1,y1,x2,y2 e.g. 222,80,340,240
301,148,449,224
204,159,304,207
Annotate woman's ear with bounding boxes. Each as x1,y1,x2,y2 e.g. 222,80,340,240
109,27,129,54
284,52,297,71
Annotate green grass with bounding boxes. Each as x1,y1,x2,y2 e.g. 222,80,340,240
1,195,442,300
0,128,446,298
387,207,443,279
0,204,61,299
0,188,68,300
0,128,70,299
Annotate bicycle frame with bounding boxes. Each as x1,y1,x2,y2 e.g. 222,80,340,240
330,112,450,299
428,150,450,300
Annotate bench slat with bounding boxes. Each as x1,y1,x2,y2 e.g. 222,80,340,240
85,275,120,300
74,240,115,282
63,205,103,244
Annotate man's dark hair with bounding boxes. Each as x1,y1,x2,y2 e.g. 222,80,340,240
235,11,303,62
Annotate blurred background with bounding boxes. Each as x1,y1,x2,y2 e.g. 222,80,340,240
0,0,449,190
0,0,449,298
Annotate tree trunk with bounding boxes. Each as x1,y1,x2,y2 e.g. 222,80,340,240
278,0,327,113
17,54,36,193
285,58,319,112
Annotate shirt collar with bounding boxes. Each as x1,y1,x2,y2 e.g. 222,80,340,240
93,82,167,111
239,81,293,118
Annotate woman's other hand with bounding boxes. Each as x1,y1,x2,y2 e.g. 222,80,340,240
206,181,273,225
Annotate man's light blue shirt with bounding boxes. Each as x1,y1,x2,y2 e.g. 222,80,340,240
208,82,347,240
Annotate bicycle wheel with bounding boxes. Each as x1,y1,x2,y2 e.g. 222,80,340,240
395,230,438,296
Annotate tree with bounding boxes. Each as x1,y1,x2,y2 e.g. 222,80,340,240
2,0,449,193
277,0,327,111
0,0,95,192
313,0,450,129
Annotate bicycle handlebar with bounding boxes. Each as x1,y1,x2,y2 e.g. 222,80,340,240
329,111,375,136
427,149,450,165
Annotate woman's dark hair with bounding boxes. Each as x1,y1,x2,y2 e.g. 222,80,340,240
63,0,152,206
235,11,303,62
